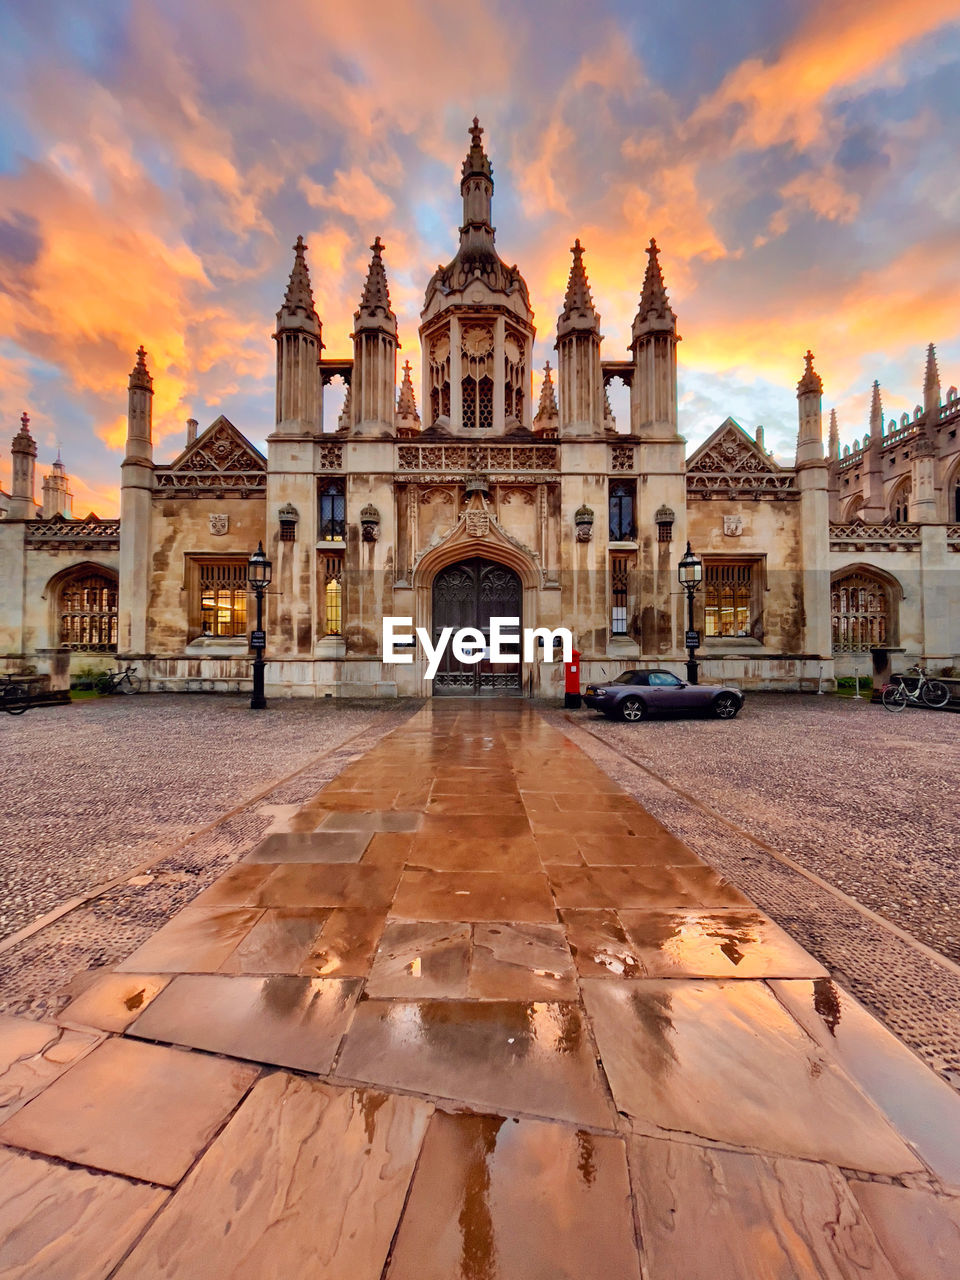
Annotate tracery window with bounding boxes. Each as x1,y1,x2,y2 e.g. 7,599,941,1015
319,478,345,541
461,325,495,429
323,553,342,636
428,333,451,425
504,327,525,423
891,478,911,523
831,571,890,652
59,571,118,651
704,560,762,639
609,481,636,541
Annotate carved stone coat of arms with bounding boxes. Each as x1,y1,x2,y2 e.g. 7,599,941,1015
209,513,230,536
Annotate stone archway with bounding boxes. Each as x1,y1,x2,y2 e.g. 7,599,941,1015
431,557,523,695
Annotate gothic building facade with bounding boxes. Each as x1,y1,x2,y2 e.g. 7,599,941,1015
2,121,958,696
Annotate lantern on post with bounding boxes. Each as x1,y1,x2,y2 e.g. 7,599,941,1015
677,541,703,685
247,540,272,710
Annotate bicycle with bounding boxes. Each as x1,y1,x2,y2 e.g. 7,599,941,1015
95,665,142,695
881,665,950,712
1,673,30,715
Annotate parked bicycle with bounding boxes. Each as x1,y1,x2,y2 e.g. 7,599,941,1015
95,665,142,695
1,673,30,715
881,665,949,712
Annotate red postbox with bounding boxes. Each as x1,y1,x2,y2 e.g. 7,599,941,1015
564,648,582,708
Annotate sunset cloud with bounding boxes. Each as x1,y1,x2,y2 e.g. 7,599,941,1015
0,0,958,515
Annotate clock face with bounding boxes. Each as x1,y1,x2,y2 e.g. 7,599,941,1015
462,326,494,358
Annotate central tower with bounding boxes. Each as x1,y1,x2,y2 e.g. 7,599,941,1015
419,119,535,435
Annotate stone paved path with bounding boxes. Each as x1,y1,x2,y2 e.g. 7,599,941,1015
1,702,958,1278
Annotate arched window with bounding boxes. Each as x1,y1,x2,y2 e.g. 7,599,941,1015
59,571,118,651
843,493,864,522
319,478,345,541
891,478,911,523
831,569,893,652
461,325,495,429
609,481,636,541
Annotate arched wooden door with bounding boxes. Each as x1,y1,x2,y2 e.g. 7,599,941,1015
431,557,523,695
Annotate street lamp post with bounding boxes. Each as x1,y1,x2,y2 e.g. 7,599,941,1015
247,540,272,710
677,541,703,685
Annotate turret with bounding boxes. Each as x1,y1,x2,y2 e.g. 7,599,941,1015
827,409,840,461
795,350,824,466
42,450,72,518
556,240,603,437
274,236,322,435
923,343,940,421
8,412,37,518
350,236,398,436
868,380,883,442
630,239,679,438
396,360,421,438
119,346,155,655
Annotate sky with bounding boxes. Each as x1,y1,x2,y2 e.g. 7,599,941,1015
1,0,959,516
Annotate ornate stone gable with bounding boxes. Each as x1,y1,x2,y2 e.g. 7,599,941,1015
155,417,266,495
686,418,797,497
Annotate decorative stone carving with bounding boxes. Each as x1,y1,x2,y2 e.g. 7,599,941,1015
723,514,743,536
686,419,797,497
209,513,230,535
318,443,343,470
24,517,120,550
575,504,594,542
154,416,267,495
611,445,635,472
465,510,490,538
397,444,558,472
360,504,381,541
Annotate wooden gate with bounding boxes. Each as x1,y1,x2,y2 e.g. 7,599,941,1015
431,557,523,695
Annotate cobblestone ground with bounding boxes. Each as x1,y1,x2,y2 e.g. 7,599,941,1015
0,696,414,943
551,693,960,1086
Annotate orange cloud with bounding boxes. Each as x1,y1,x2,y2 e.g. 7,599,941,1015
692,0,960,151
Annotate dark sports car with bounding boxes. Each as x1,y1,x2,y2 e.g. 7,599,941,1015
583,669,744,721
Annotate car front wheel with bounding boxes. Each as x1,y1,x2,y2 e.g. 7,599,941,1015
713,693,740,719
620,696,646,722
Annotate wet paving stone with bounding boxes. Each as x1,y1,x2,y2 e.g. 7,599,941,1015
386,1111,641,1280
628,1136,899,1280
0,1148,169,1280
0,1037,257,1186
617,909,827,979
242,830,371,863
114,1072,432,1279
0,1014,101,1126
129,973,362,1073
57,972,172,1034
335,998,616,1129
583,977,921,1173
847,1181,960,1280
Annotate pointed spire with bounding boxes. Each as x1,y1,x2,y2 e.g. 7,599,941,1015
282,235,316,315
537,362,558,417
397,360,418,419
828,408,840,460
796,349,822,396
636,239,676,324
129,344,153,391
336,383,352,433
603,383,616,432
355,236,395,332
923,342,941,419
869,379,882,437
558,239,600,338
462,116,492,181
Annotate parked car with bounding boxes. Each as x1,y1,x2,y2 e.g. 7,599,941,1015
583,669,744,721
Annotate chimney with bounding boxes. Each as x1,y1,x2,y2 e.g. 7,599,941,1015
186,418,198,446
